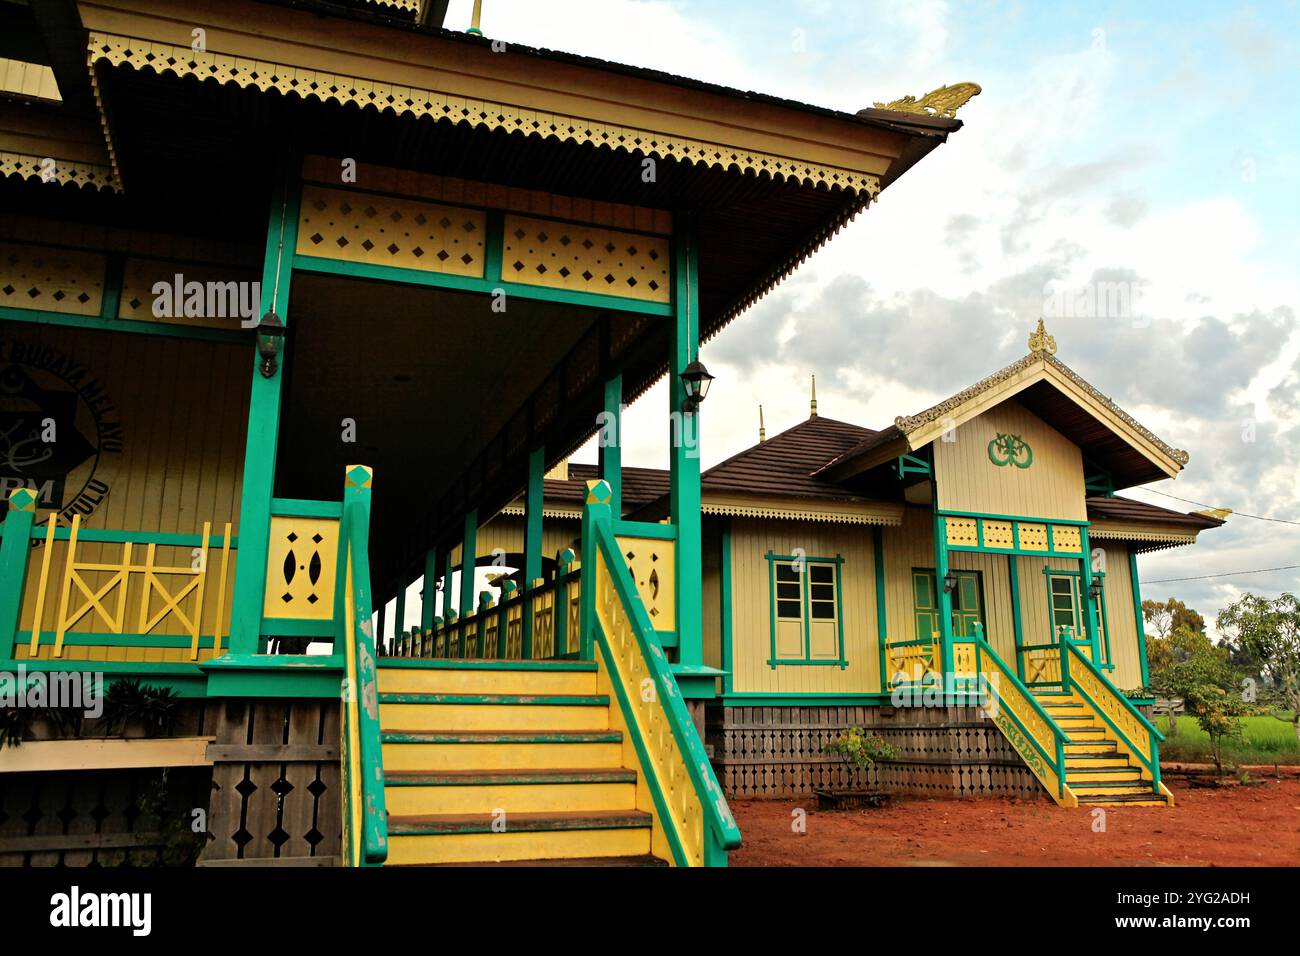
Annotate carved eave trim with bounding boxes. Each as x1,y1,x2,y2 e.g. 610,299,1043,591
0,149,119,191
497,503,582,520
1087,520,1199,549
84,31,883,197
701,495,904,526
895,352,1189,478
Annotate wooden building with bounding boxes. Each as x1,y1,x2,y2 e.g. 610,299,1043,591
441,324,1224,804
0,0,976,866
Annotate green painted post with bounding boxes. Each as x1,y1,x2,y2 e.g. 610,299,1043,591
933,509,955,694
1130,549,1150,688
498,580,516,657
229,161,301,656
0,488,38,648
1079,526,1101,661
671,216,704,673
1008,554,1024,680
421,548,439,632
555,548,573,657
580,481,614,662
522,447,545,659
599,373,623,516
393,577,406,655
720,521,734,696
460,509,478,658
872,526,888,693
442,549,455,650
376,601,386,657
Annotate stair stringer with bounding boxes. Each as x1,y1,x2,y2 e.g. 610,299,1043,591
986,705,1079,808
1061,689,1173,807
593,647,678,866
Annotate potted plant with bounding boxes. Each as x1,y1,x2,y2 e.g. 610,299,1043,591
818,726,897,809
103,680,182,738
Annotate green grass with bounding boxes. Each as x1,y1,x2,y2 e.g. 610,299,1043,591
1156,714,1300,766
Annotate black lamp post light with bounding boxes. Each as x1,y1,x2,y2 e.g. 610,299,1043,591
679,359,714,413
257,311,286,378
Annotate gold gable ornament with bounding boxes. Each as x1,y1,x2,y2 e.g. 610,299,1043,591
873,82,982,119
1028,318,1057,355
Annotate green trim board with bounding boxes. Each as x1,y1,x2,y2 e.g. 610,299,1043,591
0,659,209,698
16,631,222,649
292,256,672,317
1130,549,1150,687
229,160,302,657
720,692,992,706
600,373,623,516
720,520,734,696
764,551,847,668
0,305,251,344
271,497,343,519
873,526,888,694
670,214,704,673
25,526,238,548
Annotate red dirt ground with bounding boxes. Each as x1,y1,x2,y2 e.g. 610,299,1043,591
730,775,1300,867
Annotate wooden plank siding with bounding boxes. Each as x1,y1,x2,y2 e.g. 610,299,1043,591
8,324,251,662
726,519,878,695
933,398,1087,521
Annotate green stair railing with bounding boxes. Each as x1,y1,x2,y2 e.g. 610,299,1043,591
338,465,388,867
581,479,740,866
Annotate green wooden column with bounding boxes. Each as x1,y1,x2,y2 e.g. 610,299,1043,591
670,215,704,672
599,374,623,517
0,488,38,649
441,549,455,619
1130,549,1150,687
522,447,545,659
228,161,300,656
393,576,407,651
459,508,478,645
420,548,439,632
1079,526,1101,660
933,508,955,685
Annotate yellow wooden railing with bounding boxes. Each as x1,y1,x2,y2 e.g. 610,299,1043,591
964,625,1076,807
885,634,941,687
583,479,739,866
1,488,237,663
338,465,387,867
392,550,581,661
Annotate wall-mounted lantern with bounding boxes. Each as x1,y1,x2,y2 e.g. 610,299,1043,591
942,570,958,594
257,311,285,378
1089,577,1103,604
680,359,714,413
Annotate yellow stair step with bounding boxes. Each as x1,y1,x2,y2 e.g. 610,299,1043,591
383,768,638,815
378,694,610,732
386,809,653,865
381,730,624,772
377,661,598,697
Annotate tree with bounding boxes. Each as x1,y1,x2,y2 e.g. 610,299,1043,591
1143,597,1205,640
1148,630,1249,774
1218,593,1300,742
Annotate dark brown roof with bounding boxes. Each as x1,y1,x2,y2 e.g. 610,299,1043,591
699,416,876,500
1086,496,1225,529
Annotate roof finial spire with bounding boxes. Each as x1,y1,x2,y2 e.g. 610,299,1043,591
810,375,818,418
758,405,766,442
1028,318,1057,355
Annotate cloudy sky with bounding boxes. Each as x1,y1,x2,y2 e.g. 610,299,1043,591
437,0,1300,636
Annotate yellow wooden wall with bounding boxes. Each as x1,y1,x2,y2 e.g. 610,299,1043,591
934,398,1086,522
1097,542,1144,689
725,518,879,695
10,325,251,661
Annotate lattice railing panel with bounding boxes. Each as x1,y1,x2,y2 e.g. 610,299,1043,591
296,185,486,276
0,241,104,316
504,215,670,304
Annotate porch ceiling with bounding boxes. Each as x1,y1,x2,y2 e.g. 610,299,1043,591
277,273,639,585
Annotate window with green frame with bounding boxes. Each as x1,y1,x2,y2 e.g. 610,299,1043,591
766,552,846,667
1044,570,1112,669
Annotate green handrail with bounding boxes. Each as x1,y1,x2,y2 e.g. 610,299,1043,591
1065,641,1163,793
966,629,1071,799
339,471,388,866
588,511,741,862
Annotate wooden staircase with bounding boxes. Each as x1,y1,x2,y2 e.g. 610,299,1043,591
376,658,669,866
1034,691,1172,807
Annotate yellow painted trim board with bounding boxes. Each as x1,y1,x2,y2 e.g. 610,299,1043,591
386,826,649,865
0,736,214,773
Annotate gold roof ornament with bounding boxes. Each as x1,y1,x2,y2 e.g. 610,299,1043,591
810,375,818,418
1195,507,1232,521
1028,318,1057,355
758,405,766,442
873,82,982,119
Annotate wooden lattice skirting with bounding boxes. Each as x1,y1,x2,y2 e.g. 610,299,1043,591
707,704,1046,800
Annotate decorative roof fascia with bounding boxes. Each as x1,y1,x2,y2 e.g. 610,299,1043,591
892,352,1189,466
86,32,882,198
